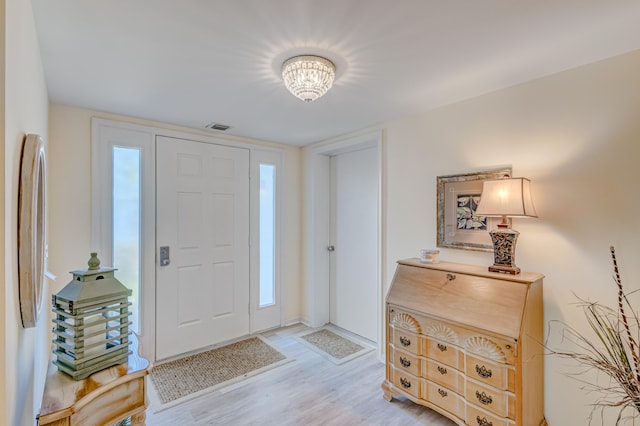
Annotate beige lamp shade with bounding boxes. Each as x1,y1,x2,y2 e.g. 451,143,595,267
475,177,537,218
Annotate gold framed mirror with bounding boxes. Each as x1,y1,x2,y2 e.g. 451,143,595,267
18,133,47,328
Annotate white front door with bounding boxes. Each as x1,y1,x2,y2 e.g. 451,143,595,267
329,146,378,342
155,135,250,360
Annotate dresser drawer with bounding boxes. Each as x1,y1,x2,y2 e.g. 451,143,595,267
425,338,462,369
425,381,464,419
390,346,422,377
466,378,515,419
466,404,515,426
390,365,422,399
391,327,422,355
465,354,515,392
425,359,464,393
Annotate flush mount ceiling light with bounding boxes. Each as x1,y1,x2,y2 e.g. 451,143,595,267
282,55,336,102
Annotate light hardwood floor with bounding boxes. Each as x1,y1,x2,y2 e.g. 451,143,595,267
146,324,456,425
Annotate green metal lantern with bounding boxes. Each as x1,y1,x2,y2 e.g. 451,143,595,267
51,253,132,380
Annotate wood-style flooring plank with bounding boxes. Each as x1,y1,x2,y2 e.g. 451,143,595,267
146,325,456,425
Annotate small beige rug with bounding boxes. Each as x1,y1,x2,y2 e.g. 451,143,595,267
149,336,291,411
297,327,374,365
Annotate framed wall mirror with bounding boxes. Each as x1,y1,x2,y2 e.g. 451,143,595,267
18,133,47,328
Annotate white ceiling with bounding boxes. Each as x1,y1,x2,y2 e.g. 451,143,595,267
31,1,640,146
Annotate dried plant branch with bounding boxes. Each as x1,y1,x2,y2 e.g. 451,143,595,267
611,245,640,385
549,247,640,424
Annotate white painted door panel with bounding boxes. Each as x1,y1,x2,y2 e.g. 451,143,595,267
156,136,250,360
330,147,378,342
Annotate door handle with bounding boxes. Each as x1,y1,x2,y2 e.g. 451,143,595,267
327,245,335,252
160,246,170,266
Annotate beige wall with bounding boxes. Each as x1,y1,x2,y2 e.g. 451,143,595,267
47,105,302,328
377,50,640,424
0,0,6,417
2,0,50,425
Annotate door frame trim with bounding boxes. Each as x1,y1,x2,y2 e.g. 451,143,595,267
91,118,285,362
91,118,157,360
305,130,383,357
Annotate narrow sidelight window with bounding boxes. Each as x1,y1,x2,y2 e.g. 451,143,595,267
259,163,276,307
112,146,141,332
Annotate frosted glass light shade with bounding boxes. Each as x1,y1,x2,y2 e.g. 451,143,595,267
282,55,335,102
475,177,537,218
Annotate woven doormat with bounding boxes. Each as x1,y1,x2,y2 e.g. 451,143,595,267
149,336,292,411
297,327,374,365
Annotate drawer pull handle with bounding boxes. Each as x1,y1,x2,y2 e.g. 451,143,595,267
476,416,493,426
437,388,448,398
399,336,411,347
400,377,411,389
437,366,447,375
437,343,447,352
476,391,493,405
446,273,456,280
475,364,492,378
399,357,411,368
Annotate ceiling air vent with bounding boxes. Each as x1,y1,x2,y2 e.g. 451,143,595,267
205,123,231,131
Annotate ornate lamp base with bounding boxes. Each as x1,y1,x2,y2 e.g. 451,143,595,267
488,226,520,275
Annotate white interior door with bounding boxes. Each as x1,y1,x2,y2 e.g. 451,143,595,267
155,135,250,360
329,146,378,342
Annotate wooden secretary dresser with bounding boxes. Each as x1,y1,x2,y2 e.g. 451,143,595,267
381,259,546,426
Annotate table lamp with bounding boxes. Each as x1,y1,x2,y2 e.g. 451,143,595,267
474,176,537,274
